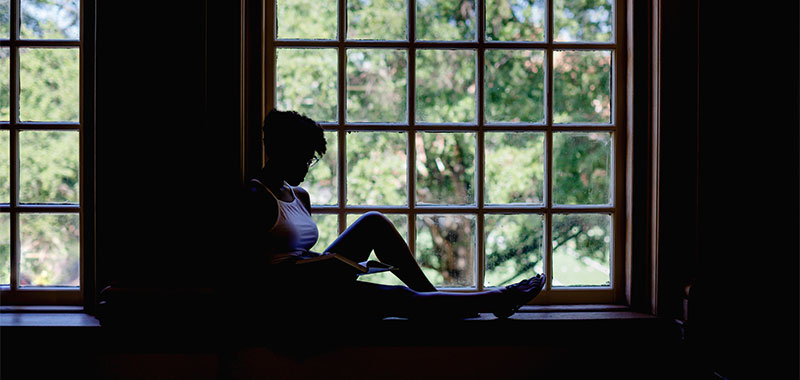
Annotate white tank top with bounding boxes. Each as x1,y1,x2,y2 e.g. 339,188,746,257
251,179,319,264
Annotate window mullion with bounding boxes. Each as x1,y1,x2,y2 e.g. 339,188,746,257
406,0,417,258
544,0,555,292
475,0,486,291
8,0,20,291
337,0,347,234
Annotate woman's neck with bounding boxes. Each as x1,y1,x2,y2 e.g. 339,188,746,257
257,165,286,192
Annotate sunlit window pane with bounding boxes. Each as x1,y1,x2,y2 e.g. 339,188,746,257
553,50,611,124
19,48,79,122
310,213,338,253
0,48,7,121
552,213,611,287
485,49,545,123
416,49,476,123
485,214,543,287
300,131,338,206
347,132,407,206
276,0,336,40
553,132,611,205
20,0,79,40
348,0,407,40
416,214,475,287
486,0,545,41
20,213,79,287
416,0,476,41
347,49,407,123
0,213,8,285
485,132,544,204
416,132,475,205
0,0,9,39
276,48,338,122
20,131,79,203
0,131,8,203
554,0,613,42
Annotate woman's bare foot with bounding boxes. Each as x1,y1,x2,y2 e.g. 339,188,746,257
493,273,546,319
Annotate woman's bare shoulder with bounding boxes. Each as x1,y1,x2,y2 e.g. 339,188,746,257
291,186,312,211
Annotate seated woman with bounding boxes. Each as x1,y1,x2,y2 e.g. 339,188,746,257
244,109,545,322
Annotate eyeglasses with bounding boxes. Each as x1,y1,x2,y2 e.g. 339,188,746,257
306,155,321,168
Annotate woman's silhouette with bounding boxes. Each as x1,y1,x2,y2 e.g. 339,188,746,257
244,109,544,322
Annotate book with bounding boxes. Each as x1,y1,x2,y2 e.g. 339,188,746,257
294,252,397,275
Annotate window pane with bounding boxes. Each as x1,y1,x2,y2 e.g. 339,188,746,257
276,48,338,122
300,131,337,206
20,0,79,40
552,213,611,287
0,131,7,203
416,132,475,205
0,213,8,285
416,214,475,287
276,0,336,40
347,131,407,206
19,48,79,122
416,49,475,123
20,213,79,287
20,131,79,203
310,213,338,253
348,0,407,40
553,132,611,205
0,48,8,120
485,49,545,123
416,0,476,41
485,132,544,204
486,0,545,41
554,0,613,42
553,50,611,124
347,49,407,123
485,214,543,287
0,0,8,39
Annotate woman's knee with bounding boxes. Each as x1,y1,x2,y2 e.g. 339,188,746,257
358,211,394,230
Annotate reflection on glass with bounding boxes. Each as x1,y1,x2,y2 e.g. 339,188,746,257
416,214,475,287
0,131,8,203
485,132,544,204
552,213,611,286
0,48,8,120
553,50,611,124
485,49,545,123
347,49,407,122
276,0,336,40
485,214,543,287
416,0,476,41
0,0,8,39
20,213,80,287
0,213,8,285
416,132,475,205
553,132,611,205
554,0,613,42
416,49,476,123
276,48,338,122
300,131,338,206
311,213,338,253
347,132,407,206
21,0,80,40
19,48,79,122
20,131,79,204
348,0,407,40
486,0,545,41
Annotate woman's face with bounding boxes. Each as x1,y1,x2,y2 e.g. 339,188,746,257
273,149,314,186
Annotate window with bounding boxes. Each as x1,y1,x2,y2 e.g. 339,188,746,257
266,0,624,303
0,0,84,305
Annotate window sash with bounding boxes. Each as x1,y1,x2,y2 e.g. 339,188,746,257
265,0,625,302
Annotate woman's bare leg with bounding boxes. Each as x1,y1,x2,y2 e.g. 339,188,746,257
325,211,437,292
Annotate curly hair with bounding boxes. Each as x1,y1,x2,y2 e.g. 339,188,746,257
262,109,327,161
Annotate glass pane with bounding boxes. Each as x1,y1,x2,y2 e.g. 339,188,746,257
416,214,475,287
276,0,336,40
20,213,79,287
485,132,544,204
353,212,408,286
346,49,407,122
416,0,476,41
485,49,545,123
19,48,79,122
0,0,8,39
348,0,407,40
0,48,8,120
300,131,338,206
0,131,8,203
552,213,611,286
416,49,475,123
485,214,543,287
416,132,475,205
310,213,338,253
486,0,545,41
0,213,8,285
276,48,338,123
553,50,611,124
20,0,80,40
554,0,613,42
553,132,611,205
347,131,407,206
20,131,79,203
